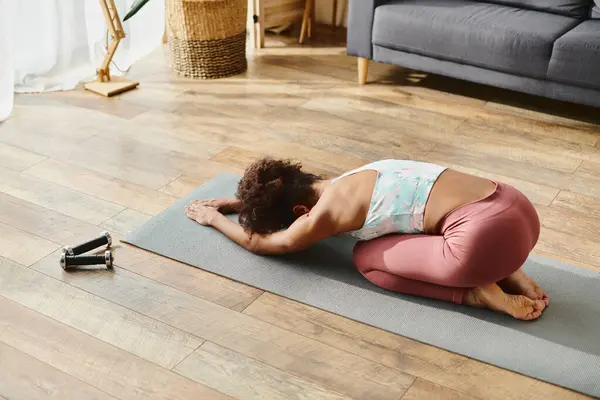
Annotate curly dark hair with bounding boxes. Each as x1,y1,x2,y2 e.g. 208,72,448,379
236,158,321,234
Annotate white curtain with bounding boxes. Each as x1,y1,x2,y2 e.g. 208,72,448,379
0,0,15,121
0,0,165,121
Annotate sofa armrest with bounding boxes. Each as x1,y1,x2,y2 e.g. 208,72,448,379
347,0,389,59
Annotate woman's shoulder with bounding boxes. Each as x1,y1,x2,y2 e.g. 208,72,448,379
312,182,368,234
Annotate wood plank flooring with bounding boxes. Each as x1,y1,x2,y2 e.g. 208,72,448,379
0,27,599,399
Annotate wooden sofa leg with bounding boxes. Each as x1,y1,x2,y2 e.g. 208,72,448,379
332,0,338,29
299,0,312,44
358,57,369,85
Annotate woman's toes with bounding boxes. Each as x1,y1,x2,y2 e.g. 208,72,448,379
527,310,542,321
532,299,545,312
508,295,545,321
527,278,546,300
498,270,546,303
464,284,546,321
523,279,544,300
526,288,542,301
523,298,546,320
522,302,542,321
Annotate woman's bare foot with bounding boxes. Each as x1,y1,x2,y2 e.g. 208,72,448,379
464,283,546,321
498,269,549,306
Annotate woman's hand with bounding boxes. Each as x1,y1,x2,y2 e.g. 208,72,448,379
185,203,221,226
191,198,240,214
187,196,338,255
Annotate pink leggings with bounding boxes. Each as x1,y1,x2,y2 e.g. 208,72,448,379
353,183,540,304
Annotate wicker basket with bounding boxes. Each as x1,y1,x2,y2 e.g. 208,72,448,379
166,0,247,79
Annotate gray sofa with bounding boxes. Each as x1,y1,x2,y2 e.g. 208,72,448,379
347,0,600,108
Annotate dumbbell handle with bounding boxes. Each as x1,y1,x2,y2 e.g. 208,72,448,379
64,232,112,256
61,251,113,270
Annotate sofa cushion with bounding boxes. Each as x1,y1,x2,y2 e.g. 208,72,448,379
480,0,592,18
372,0,579,79
548,21,600,89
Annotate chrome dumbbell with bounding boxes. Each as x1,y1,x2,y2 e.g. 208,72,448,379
60,251,113,271
62,231,112,256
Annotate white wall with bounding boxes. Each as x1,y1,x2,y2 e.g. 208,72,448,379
314,0,348,27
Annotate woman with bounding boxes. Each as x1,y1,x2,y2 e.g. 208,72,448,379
186,158,548,321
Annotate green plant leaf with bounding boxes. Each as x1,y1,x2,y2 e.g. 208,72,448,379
123,0,152,21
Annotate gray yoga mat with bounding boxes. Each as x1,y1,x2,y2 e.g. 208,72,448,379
124,173,600,398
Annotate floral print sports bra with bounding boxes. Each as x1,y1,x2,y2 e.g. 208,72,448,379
332,159,447,241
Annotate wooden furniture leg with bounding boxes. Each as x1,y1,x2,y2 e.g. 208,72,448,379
299,0,311,44
249,0,257,48
250,0,265,49
257,0,265,48
332,0,338,28
340,0,348,27
308,0,314,38
358,57,369,85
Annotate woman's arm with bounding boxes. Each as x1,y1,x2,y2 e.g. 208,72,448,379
212,212,335,255
186,203,338,255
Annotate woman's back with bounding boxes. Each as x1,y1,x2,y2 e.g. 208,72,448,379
322,160,497,238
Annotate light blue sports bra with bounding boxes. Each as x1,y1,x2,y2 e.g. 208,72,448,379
332,160,447,240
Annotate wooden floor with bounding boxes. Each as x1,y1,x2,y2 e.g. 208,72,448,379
1,27,600,400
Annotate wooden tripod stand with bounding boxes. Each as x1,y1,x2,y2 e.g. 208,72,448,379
84,0,139,97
